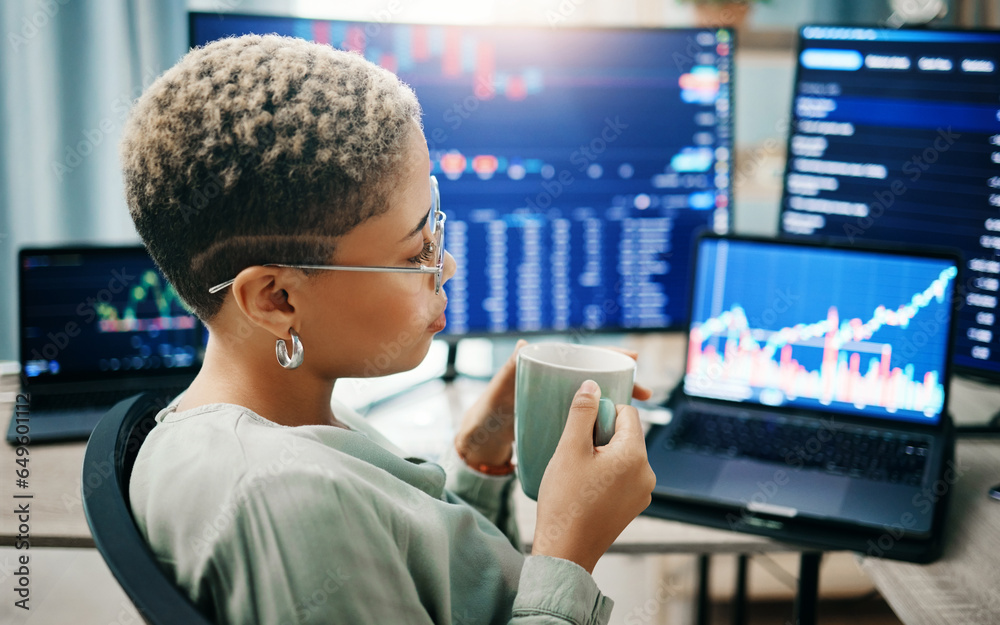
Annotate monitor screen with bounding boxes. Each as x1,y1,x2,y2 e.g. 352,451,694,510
777,25,1000,379
19,247,206,382
190,13,733,335
684,237,957,425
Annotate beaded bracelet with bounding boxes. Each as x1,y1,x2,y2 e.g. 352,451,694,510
455,441,516,476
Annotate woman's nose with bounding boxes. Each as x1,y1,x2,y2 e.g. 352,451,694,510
441,250,457,288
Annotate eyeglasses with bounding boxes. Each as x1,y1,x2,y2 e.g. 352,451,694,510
208,175,446,295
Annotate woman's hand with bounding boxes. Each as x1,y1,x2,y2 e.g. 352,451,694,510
454,341,654,470
532,380,656,573
454,340,527,467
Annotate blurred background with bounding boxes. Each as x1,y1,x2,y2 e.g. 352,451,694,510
2,0,1000,362
2,2,999,624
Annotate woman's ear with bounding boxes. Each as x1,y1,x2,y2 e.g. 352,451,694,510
229,266,308,339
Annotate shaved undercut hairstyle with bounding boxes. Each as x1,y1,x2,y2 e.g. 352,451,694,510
120,34,422,321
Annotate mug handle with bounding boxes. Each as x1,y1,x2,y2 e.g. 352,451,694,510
594,397,617,446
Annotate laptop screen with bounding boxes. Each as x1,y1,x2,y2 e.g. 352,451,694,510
19,247,206,384
684,237,957,425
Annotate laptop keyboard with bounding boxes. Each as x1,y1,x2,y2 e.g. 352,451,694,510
664,410,930,486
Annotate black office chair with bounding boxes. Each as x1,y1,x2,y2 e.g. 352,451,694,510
82,393,214,625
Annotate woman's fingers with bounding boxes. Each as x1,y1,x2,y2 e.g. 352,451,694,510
631,383,653,401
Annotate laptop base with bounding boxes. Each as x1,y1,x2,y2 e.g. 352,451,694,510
6,407,107,445
643,443,952,564
5,387,180,445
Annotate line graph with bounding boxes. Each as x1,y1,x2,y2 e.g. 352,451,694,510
685,239,957,420
95,271,196,333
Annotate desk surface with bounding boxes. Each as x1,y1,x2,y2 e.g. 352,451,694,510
859,440,1000,624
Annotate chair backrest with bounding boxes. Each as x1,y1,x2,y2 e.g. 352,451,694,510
82,393,214,625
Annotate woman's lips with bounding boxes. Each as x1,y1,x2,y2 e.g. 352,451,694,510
428,311,447,332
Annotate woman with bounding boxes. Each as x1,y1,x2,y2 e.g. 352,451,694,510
121,34,656,624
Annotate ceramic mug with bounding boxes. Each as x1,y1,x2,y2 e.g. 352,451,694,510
514,342,636,500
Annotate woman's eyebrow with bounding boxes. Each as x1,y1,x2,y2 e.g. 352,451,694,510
399,204,431,242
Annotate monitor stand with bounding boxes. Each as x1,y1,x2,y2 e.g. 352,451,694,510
441,341,460,383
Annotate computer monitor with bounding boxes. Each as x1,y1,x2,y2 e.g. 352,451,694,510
19,246,205,383
190,13,733,336
685,235,958,425
777,25,1000,381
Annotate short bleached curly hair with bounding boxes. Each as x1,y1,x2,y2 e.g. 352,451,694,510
121,34,422,321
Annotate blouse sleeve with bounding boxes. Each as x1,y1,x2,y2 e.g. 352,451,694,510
205,473,435,624
201,468,612,625
438,442,521,548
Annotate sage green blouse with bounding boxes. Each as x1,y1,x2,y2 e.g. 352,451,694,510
128,395,614,624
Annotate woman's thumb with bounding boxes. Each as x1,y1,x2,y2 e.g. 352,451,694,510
560,380,601,450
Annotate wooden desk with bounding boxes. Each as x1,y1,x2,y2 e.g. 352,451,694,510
859,441,1000,624
1,372,95,547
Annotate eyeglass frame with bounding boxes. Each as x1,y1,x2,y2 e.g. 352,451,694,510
207,175,446,295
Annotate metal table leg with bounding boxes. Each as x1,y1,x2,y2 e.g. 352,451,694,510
732,554,749,625
696,554,710,625
793,552,822,625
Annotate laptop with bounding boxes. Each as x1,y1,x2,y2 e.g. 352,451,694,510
645,234,959,562
6,245,205,444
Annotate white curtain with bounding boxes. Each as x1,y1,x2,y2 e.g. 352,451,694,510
0,0,187,360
